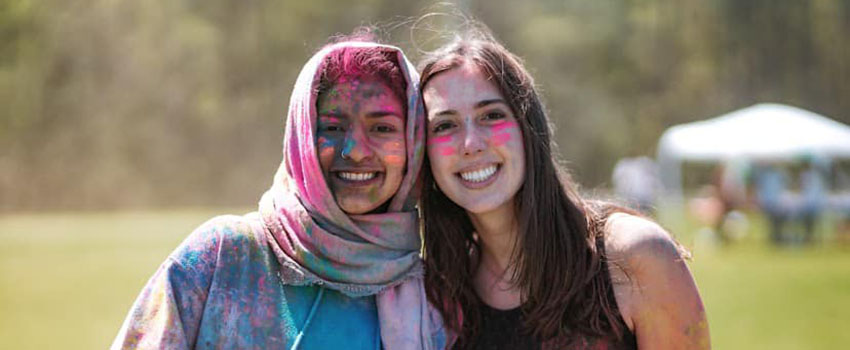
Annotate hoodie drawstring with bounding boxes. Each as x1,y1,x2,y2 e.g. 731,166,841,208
289,287,325,350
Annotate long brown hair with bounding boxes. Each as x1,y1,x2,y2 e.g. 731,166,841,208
420,30,631,348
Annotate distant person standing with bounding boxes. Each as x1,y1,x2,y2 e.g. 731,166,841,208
756,163,790,244
799,157,828,244
713,160,749,243
612,156,659,214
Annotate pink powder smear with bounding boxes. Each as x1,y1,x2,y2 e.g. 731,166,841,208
491,133,511,146
491,121,517,133
427,135,453,146
384,155,404,165
319,147,335,159
384,141,404,151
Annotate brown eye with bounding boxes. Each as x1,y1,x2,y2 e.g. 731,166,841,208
372,124,397,133
321,125,344,132
432,121,456,133
483,112,506,121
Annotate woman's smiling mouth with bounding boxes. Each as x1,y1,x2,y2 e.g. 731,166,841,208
334,171,382,186
456,164,501,188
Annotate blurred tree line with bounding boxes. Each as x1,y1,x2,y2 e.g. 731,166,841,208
1,0,848,211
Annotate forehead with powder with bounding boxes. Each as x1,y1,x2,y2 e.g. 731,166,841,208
316,47,407,113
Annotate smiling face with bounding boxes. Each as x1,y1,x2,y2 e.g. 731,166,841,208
423,63,525,215
317,77,407,214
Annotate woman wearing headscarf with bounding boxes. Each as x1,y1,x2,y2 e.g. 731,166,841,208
112,36,446,350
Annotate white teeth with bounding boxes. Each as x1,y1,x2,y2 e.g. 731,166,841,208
459,165,497,183
338,172,377,181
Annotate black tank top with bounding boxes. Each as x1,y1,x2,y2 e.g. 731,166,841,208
468,271,638,350
469,302,637,350
471,304,537,350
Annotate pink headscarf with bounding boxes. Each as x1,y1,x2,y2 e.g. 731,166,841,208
259,41,442,349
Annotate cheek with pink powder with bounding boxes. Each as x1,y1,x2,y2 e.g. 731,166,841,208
438,147,457,156
427,134,453,146
317,136,338,160
490,120,519,146
380,140,406,165
489,120,520,147
491,133,512,146
427,134,458,156
425,120,520,156
384,155,404,165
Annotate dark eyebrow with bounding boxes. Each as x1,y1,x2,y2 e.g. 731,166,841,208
366,111,404,119
429,98,507,117
318,109,345,118
476,99,507,109
432,109,457,118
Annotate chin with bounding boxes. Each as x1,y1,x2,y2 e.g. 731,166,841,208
337,197,388,215
451,195,512,215
338,203,372,215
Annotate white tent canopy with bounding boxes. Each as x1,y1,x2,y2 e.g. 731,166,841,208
656,103,850,196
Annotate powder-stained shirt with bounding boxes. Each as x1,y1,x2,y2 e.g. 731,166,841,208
111,213,384,349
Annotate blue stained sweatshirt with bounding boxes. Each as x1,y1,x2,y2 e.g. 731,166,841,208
111,213,382,349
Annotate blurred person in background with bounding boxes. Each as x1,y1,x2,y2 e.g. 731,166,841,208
798,156,828,244
111,33,446,349
419,25,709,350
713,160,750,243
755,162,791,244
611,156,659,215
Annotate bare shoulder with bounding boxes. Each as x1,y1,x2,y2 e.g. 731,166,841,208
603,212,710,349
604,212,688,270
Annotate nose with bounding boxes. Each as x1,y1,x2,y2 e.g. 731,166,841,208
461,125,486,156
340,128,374,162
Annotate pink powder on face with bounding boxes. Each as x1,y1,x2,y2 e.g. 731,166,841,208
491,133,512,146
427,135,453,146
319,146,335,159
438,146,456,156
319,115,343,123
384,141,404,151
491,120,518,133
384,155,404,165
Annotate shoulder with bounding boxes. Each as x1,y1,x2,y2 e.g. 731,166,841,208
170,212,268,273
603,212,693,297
604,213,689,270
603,213,710,349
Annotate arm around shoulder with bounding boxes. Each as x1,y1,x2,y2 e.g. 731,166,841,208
605,213,710,350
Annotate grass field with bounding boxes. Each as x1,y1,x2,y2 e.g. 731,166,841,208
1,208,849,349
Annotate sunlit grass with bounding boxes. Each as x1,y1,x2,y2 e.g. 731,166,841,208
0,208,848,349
0,209,245,350
665,208,850,350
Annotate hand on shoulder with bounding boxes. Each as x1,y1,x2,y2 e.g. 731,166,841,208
604,213,710,350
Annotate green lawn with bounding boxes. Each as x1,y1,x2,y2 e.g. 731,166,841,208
0,209,237,350
1,208,849,349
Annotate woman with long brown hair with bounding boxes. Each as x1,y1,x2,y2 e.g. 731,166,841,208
419,28,709,349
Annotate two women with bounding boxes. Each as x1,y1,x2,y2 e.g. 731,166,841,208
419,32,709,349
114,26,709,350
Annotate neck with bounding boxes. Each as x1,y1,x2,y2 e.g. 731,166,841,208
468,198,524,311
469,199,518,272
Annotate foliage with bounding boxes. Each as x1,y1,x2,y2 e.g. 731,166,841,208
1,0,849,210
